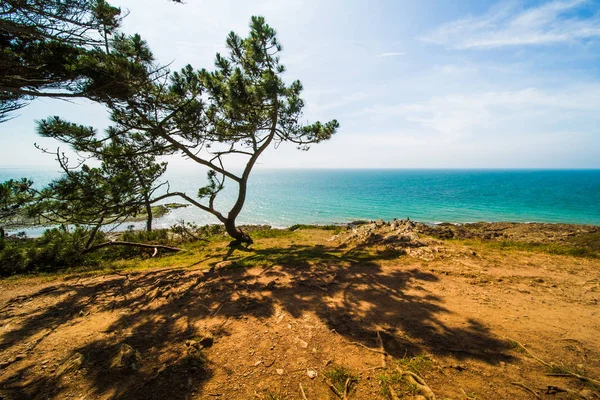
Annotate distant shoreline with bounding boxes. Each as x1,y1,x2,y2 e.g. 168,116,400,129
2,169,600,227
5,218,599,240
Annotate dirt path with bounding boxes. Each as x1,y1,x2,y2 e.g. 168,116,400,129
0,226,599,399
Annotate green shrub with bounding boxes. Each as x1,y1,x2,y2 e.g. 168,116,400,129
0,226,106,276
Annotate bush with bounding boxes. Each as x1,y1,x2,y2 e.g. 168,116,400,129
0,226,106,276
0,225,186,277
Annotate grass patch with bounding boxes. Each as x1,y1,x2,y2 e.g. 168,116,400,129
324,365,358,396
396,354,432,375
379,355,432,399
462,239,600,259
257,390,287,400
288,224,344,233
547,363,585,375
250,229,296,239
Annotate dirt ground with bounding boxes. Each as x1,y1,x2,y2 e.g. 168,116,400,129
0,222,599,399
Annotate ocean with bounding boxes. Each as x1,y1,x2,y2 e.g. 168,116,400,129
2,168,599,233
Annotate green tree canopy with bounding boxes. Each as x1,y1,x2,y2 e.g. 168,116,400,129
39,16,339,245
0,0,175,121
0,178,34,239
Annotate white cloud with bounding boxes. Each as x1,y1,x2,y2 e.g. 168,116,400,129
422,0,600,49
376,52,406,57
362,85,600,143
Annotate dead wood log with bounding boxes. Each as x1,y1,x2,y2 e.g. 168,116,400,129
83,241,182,254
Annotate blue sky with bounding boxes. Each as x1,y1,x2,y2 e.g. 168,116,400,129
2,0,600,168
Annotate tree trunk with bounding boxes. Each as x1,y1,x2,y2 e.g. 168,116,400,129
224,218,253,246
144,197,152,232
84,217,104,250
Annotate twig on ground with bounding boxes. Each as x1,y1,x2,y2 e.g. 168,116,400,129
331,329,387,355
298,280,328,291
324,377,343,399
511,382,541,399
343,377,351,400
212,302,226,316
546,385,587,399
507,337,551,368
546,373,600,387
264,356,276,367
377,330,387,368
299,383,308,400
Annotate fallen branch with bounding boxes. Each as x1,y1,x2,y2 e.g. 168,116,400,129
511,382,541,399
83,241,182,254
399,369,435,400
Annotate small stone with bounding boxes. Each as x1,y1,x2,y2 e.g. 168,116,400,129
56,353,84,376
276,368,284,375
307,369,317,379
215,261,234,269
110,344,141,372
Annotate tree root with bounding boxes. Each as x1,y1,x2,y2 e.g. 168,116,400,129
388,384,401,400
508,337,600,388
399,368,435,400
511,382,541,399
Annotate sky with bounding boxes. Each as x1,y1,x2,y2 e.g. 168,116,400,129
1,0,600,169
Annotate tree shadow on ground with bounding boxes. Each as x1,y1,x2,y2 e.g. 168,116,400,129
0,241,512,399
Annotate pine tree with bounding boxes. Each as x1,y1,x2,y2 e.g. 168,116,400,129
38,16,339,246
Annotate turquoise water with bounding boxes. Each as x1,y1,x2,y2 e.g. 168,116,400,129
2,168,599,232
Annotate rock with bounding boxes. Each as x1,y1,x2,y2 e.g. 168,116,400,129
215,261,234,269
307,369,317,379
276,368,284,375
110,344,141,372
185,340,200,351
56,353,84,376
198,336,214,348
